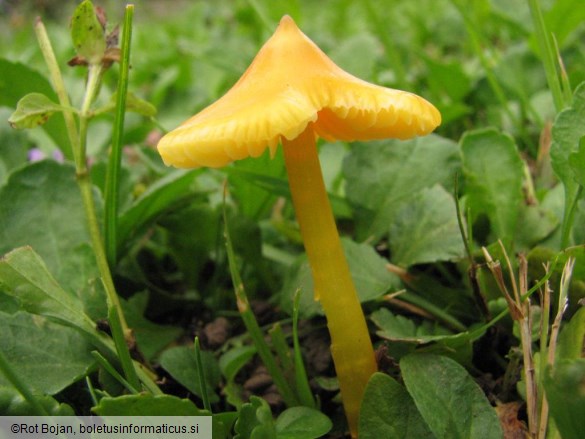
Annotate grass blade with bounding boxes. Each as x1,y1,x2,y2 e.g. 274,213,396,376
194,337,212,412
104,4,134,266
223,189,299,407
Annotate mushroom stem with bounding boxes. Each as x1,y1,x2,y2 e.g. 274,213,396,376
282,124,377,438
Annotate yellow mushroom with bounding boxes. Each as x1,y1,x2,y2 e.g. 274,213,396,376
158,15,440,437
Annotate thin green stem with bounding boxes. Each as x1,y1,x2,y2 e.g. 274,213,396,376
34,4,131,363
194,337,212,412
108,305,141,391
223,196,300,408
105,4,134,267
34,17,78,161
91,351,139,394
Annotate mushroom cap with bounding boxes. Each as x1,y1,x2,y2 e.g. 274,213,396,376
158,15,441,168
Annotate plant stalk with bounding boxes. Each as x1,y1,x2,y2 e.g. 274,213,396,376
282,125,377,438
224,204,300,408
33,18,79,160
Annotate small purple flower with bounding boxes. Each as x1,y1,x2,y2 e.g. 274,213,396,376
28,148,46,162
52,149,64,163
28,148,65,163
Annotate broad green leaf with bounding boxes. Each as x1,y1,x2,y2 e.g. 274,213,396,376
219,345,257,382
93,394,206,415
0,387,74,415
158,346,221,403
229,150,286,219
557,307,585,361
371,308,452,343
0,247,97,338
515,204,559,250
568,136,585,187
370,308,482,366
71,0,106,64
358,372,434,439
160,203,222,289
121,292,182,361
234,396,276,439
275,406,332,439
401,353,503,439
0,311,94,395
8,93,71,130
0,161,101,310
343,134,460,240
280,238,400,317
389,185,464,266
551,82,585,221
0,59,71,158
117,169,202,254
0,114,28,186
227,161,352,219
543,359,585,439
461,128,523,248
95,92,158,118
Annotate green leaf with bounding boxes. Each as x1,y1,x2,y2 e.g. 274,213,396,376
568,136,585,187
557,307,585,361
280,238,400,317
0,311,94,395
344,134,460,240
158,346,221,403
551,82,585,206
96,92,158,118
93,394,207,415
235,396,277,439
461,128,524,248
8,93,71,130
275,406,332,439
0,246,97,338
219,345,257,382
371,308,453,343
0,113,28,186
71,0,106,64
0,161,102,311
543,359,585,439
0,59,71,158
515,204,559,250
117,169,201,254
0,387,74,415
121,292,182,361
358,372,434,439
400,353,503,439
389,185,464,266
228,154,353,221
